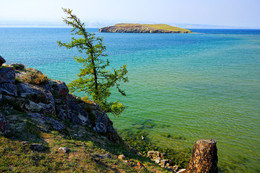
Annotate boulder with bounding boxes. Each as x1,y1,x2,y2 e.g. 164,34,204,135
17,83,56,114
94,111,109,133
10,63,25,70
17,83,48,103
97,153,112,159
49,80,69,97
28,113,65,131
0,83,17,96
0,113,10,134
30,143,46,152
0,56,6,66
0,67,15,84
68,111,83,125
59,147,70,153
0,67,17,96
57,108,67,120
24,100,43,112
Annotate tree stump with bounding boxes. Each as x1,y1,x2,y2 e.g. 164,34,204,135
186,139,218,173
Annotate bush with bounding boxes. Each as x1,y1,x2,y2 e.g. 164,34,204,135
21,71,48,85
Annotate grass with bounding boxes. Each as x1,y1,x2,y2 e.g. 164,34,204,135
115,23,191,33
0,108,170,173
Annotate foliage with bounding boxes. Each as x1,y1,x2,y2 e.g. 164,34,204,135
21,71,48,85
58,8,128,116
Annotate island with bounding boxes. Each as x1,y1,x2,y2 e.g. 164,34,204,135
99,23,192,33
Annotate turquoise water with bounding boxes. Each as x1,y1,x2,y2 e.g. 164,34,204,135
0,28,260,172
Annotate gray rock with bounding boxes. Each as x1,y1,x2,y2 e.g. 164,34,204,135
49,80,69,96
68,111,83,125
0,83,17,96
59,147,70,153
98,153,112,159
0,67,15,84
25,100,43,112
17,83,56,114
0,113,10,134
0,67,17,96
10,63,25,70
94,111,109,133
28,113,65,131
0,56,6,66
57,108,67,120
0,94,2,102
17,83,48,102
30,143,46,152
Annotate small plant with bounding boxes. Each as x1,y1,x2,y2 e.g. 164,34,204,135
21,71,48,85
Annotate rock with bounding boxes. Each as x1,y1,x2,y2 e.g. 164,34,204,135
178,169,186,173
25,100,43,112
118,154,126,160
10,63,25,70
147,151,160,158
68,111,83,125
0,94,2,102
21,141,30,145
59,147,70,153
0,56,6,66
160,159,170,167
98,153,112,159
30,143,46,152
68,95,89,125
28,113,65,131
153,158,161,164
17,83,56,114
49,80,69,96
0,83,17,96
0,67,17,96
57,108,67,120
0,113,10,134
186,139,218,173
173,165,179,172
94,111,109,133
0,67,15,84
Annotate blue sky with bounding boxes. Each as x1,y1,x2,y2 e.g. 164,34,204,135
0,0,260,28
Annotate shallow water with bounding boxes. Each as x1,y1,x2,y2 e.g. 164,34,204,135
0,28,259,172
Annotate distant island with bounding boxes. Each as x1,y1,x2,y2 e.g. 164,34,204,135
99,23,192,33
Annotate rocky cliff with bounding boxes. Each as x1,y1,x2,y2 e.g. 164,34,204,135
0,61,120,142
99,23,192,33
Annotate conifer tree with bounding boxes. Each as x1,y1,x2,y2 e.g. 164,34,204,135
58,8,128,116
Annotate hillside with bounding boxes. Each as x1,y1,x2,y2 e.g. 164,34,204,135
0,58,187,172
99,24,192,33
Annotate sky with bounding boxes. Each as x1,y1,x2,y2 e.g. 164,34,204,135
0,0,260,28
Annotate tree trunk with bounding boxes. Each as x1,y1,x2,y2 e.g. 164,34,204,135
186,139,218,173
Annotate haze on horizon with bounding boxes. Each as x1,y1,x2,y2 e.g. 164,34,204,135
0,0,260,29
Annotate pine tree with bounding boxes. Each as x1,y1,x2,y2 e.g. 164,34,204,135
57,8,128,116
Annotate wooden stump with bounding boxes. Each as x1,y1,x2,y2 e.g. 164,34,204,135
186,139,218,173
